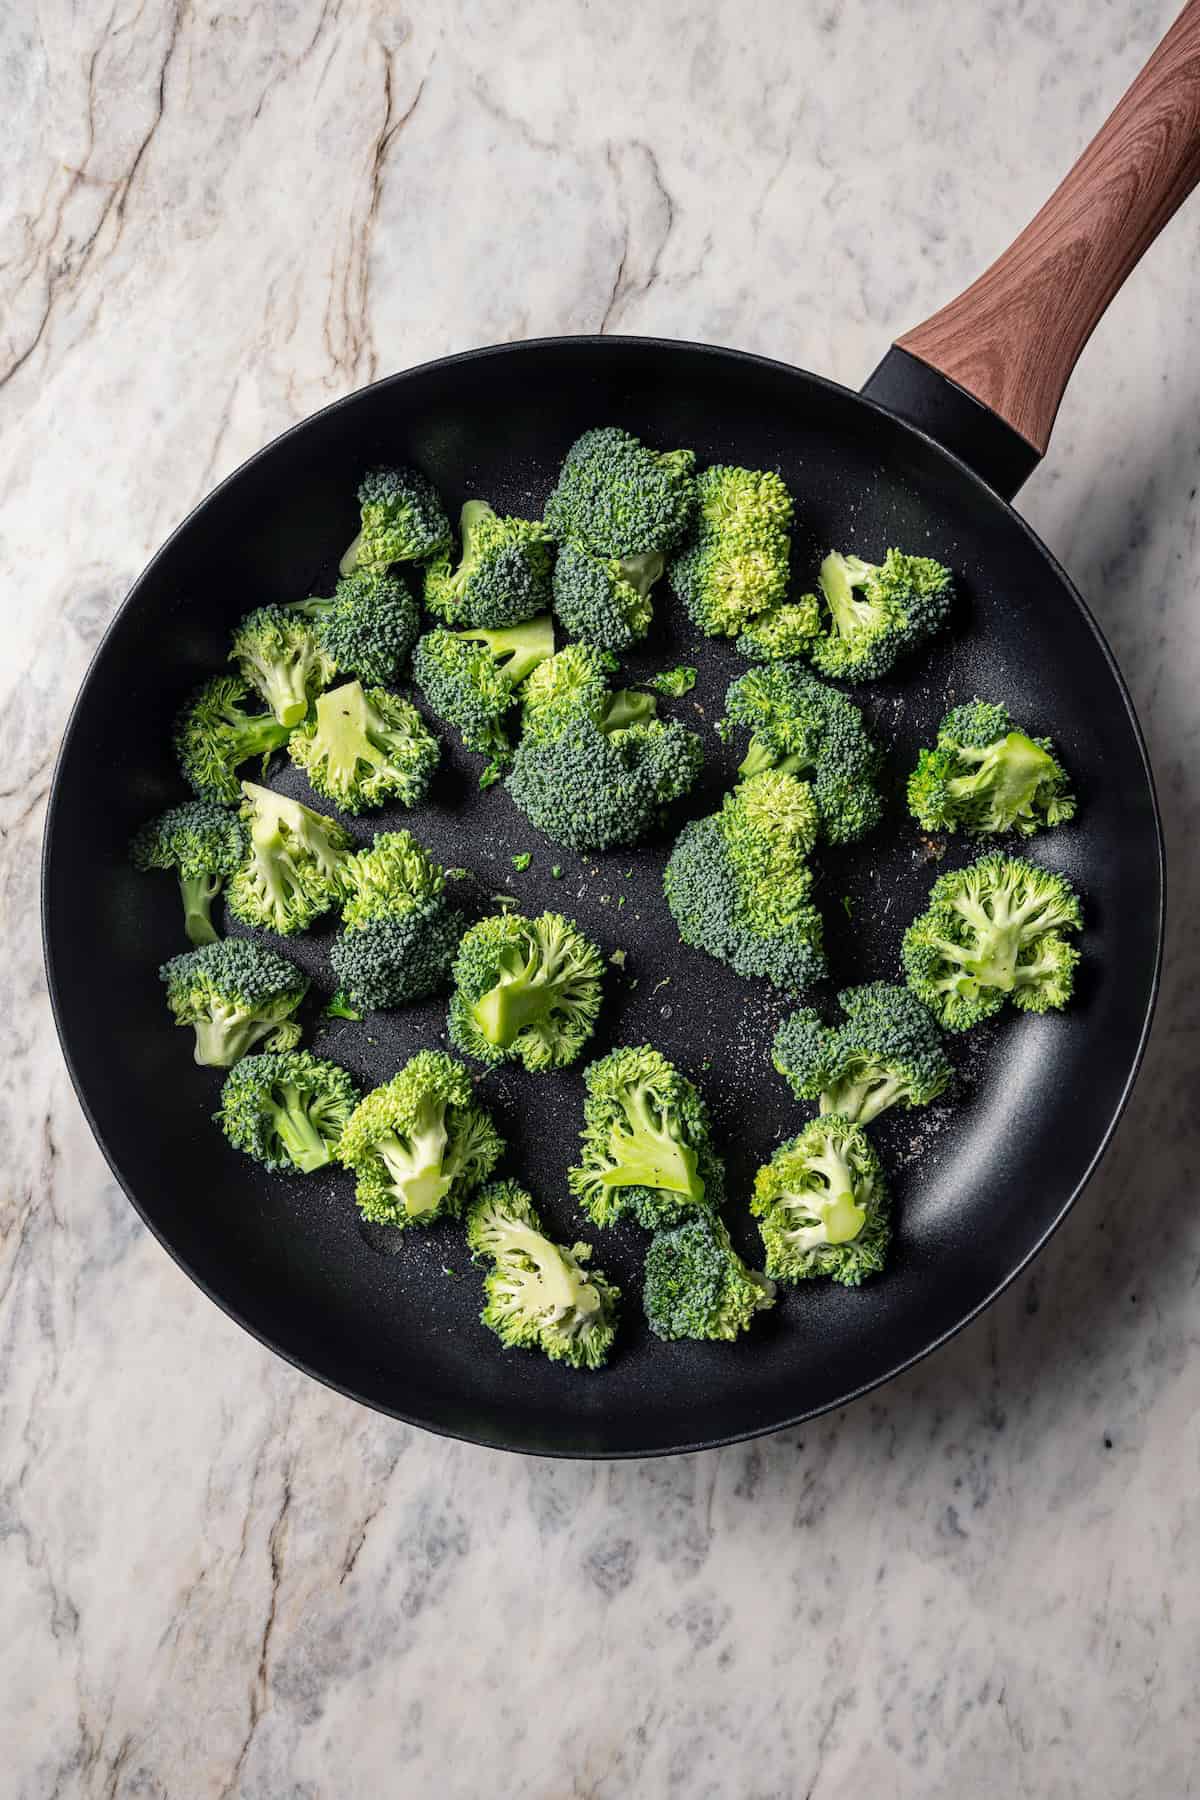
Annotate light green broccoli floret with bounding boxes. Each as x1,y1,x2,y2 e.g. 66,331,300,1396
411,614,555,768
130,799,247,945
448,910,604,1072
725,662,884,845
331,831,463,1011
226,781,351,935
569,1045,723,1229
466,1180,620,1369
173,676,292,806
907,698,1077,837
285,569,420,687
735,594,823,661
752,1115,889,1286
773,983,951,1123
288,680,440,814
230,605,335,728
341,465,451,575
217,1049,360,1174
670,464,794,638
159,937,308,1068
806,548,953,681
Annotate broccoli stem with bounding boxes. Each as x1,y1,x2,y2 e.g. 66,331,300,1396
271,1081,333,1173
469,953,553,1048
599,689,657,734
192,1004,265,1068
601,1085,703,1199
375,1103,452,1219
498,1219,601,1318
822,1072,904,1125
821,554,881,636
179,871,222,947
339,528,365,577
261,665,311,730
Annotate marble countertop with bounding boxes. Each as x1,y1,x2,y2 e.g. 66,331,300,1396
4,1,1199,1794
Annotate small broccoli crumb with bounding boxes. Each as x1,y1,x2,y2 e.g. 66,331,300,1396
323,991,363,1021
610,949,627,968
645,666,697,697
550,865,563,879
842,895,854,918
511,853,532,871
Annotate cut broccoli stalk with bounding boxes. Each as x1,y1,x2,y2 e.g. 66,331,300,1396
596,1078,702,1201
371,1099,453,1219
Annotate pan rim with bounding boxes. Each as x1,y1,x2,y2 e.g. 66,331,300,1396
40,333,1166,1458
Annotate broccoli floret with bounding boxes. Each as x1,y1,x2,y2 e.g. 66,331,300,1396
285,570,420,687
642,1211,775,1342
448,910,604,1072
331,831,463,1011
664,770,826,991
466,1180,620,1369
670,464,794,639
908,699,1077,838
411,614,555,767
569,1045,723,1230
423,500,552,629
230,605,335,729
645,665,697,697
773,983,951,1123
735,594,823,661
160,937,308,1068
336,1050,503,1227
752,1116,888,1286
725,662,884,845
544,426,696,558
551,540,663,651
902,852,1083,1031
226,781,350,935
216,1049,360,1174
288,680,439,814
806,548,953,681
130,800,247,946
174,676,292,806
340,465,452,575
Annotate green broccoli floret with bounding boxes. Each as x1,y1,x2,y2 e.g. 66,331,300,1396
551,541,663,651
806,548,953,681
340,465,452,575
544,426,696,557
664,770,826,991
725,662,884,845
423,500,552,629
735,594,823,661
670,464,794,639
160,937,308,1068
908,699,1077,838
216,1049,360,1174
174,676,292,806
448,910,604,1072
226,781,350,935
230,605,335,729
466,1180,620,1369
773,983,951,1123
752,1115,888,1286
287,680,439,814
331,831,463,1011
130,799,247,946
336,1050,503,1227
569,1045,723,1229
645,665,697,697
902,852,1083,1031
642,1211,775,1342
411,614,555,767
285,569,420,687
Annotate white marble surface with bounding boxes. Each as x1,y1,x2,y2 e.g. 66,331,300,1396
3,1,1199,1794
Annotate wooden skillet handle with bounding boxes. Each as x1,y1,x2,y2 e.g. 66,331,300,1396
896,1,1200,456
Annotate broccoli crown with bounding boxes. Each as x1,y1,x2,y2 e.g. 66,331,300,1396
752,1115,889,1286
773,982,951,1123
339,829,446,927
336,1050,503,1228
448,910,604,1072
341,465,452,575
569,1045,724,1230
664,772,826,991
174,675,292,807
670,464,794,638
806,549,954,682
551,541,663,651
226,781,351,935
216,1049,361,1174
902,852,1083,1031
725,662,884,845
642,1211,775,1342
130,799,248,947
908,698,1077,838
466,1180,620,1369
735,594,823,661
330,907,463,1012
286,570,420,687
230,605,336,729
544,426,697,558
411,615,555,763
288,680,440,814
423,501,552,630
160,937,308,1068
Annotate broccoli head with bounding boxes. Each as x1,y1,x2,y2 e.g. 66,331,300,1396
411,614,555,770
544,426,696,558
285,569,420,687
466,1180,620,1369
725,662,884,845
551,540,663,651
735,594,823,661
340,464,452,575
216,1049,360,1174
332,831,463,1011
908,699,1077,838
642,1211,775,1343
174,675,292,806
670,464,794,639
288,680,440,814
752,1115,889,1286
902,852,1083,1030
130,799,247,946
569,1045,724,1230
806,548,954,682
226,781,351,935
448,910,604,1072
773,982,951,1123
230,605,335,729
423,500,552,629
160,937,308,1068
336,1050,503,1227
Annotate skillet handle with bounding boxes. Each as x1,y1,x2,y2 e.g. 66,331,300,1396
863,1,1200,499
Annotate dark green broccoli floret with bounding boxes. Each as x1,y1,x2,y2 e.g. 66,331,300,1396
806,548,954,681
544,426,696,558
337,1050,503,1227
752,1115,889,1286
423,500,552,629
216,1049,360,1174
670,464,793,638
287,680,439,814
902,852,1083,1031
773,983,951,1123
411,614,555,768
174,676,292,806
448,910,604,1072
663,770,826,991
160,937,308,1068
642,1211,775,1342
466,1180,620,1369
735,594,823,661
908,699,1077,838
725,662,884,845
551,541,663,651
285,570,420,687
130,800,247,946
341,465,452,575
226,781,351,935
331,831,463,1011
230,605,335,728
569,1045,724,1230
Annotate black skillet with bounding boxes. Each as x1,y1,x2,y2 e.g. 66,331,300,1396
43,10,1200,1456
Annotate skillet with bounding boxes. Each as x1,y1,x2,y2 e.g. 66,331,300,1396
42,9,1198,1456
